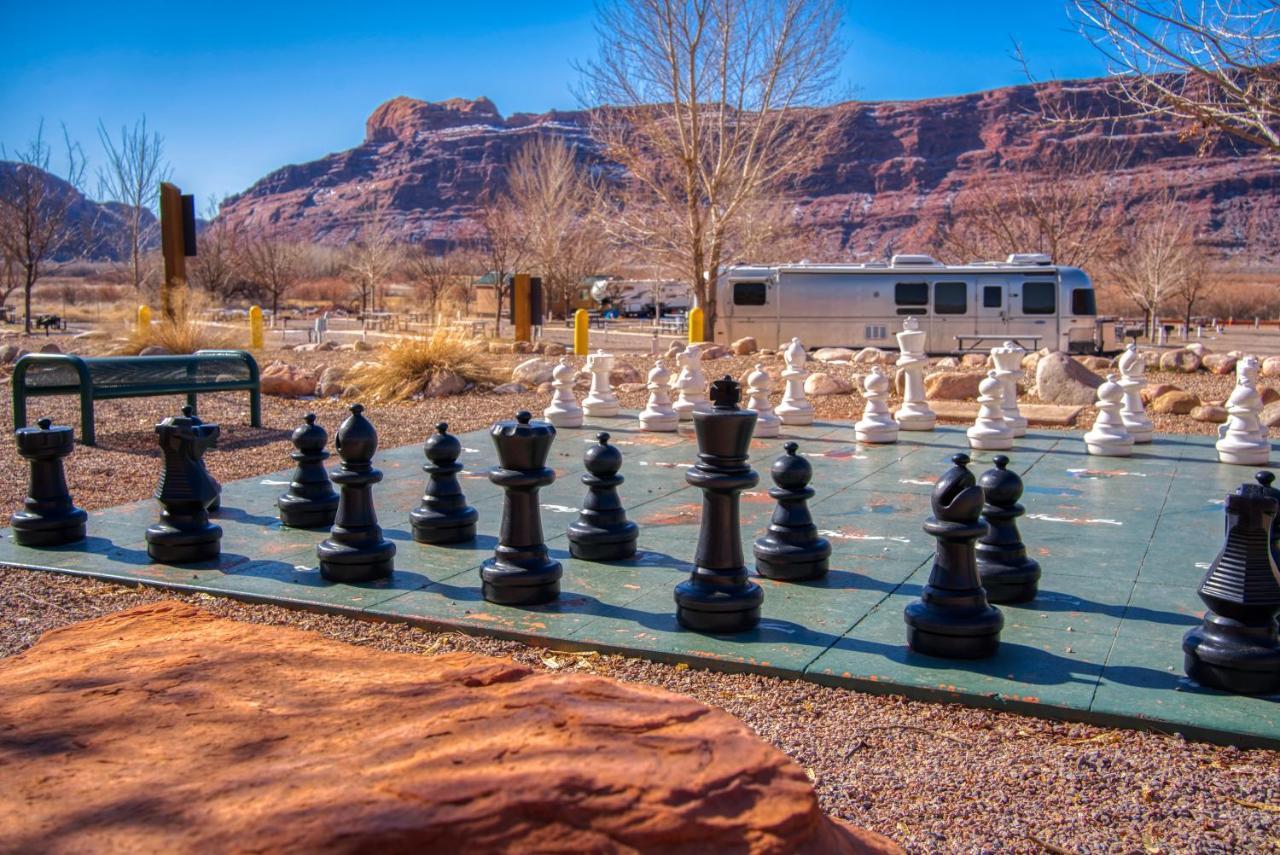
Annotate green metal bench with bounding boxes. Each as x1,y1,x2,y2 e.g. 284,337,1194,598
13,350,261,446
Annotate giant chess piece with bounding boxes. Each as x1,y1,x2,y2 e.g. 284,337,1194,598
991,342,1028,437
410,422,478,544
482,411,562,605
894,316,936,431
11,418,87,546
1239,355,1270,448
147,409,222,564
1182,480,1280,694
1217,356,1270,466
1255,471,1280,563
855,365,899,444
567,432,639,561
1116,343,1154,443
639,360,679,432
277,413,340,529
904,453,1004,658
776,337,815,426
1083,375,1134,457
182,406,222,511
674,377,764,632
317,404,396,583
967,371,1013,451
583,349,620,418
673,344,710,420
746,363,781,438
754,442,830,581
544,356,583,428
976,456,1040,604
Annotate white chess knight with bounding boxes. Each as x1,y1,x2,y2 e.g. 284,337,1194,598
990,341,1027,437
775,336,815,426
672,344,710,421
1216,355,1270,465
893,316,935,431
1116,343,1153,444
746,363,781,438
543,356,583,428
967,370,1014,451
639,359,679,432
855,365,898,444
582,349,620,418
1083,374,1135,457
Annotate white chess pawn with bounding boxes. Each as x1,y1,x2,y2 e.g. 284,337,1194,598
1083,374,1134,457
672,346,707,421
967,370,1014,451
1116,343,1153,444
746,363,781,438
991,341,1027,437
855,365,898,444
582,349,620,418
776,336,815,426
1217,357,1269,465
894,316,935,431
639,360,679,432
543,356,583,428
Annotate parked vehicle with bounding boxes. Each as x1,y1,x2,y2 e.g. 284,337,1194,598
714,254,1099,354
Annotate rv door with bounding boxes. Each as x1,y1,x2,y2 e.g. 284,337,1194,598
726,279,778,348
975,275,1009,339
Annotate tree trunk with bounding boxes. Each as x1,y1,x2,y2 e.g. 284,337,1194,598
23,272,34,335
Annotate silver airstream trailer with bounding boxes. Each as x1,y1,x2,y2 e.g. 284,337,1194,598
713,254,1099,354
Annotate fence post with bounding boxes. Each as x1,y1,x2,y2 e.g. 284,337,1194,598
137,304,151,332
687,306,705,344
573,308,589,355
249,305,264,349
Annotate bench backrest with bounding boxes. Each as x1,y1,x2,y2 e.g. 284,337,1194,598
17,350,258,391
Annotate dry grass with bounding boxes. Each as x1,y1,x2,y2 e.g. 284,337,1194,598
114,288,239,355
345,330,498,402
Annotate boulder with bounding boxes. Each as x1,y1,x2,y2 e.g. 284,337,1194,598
1262,402,1280,429
513,340,534,354
812,347,855,363
536,381,554,394
804,372,854,396
1203,353,1238,375
933,356,960,369
1262,386,1280,406
0,603,894,854
354,339,375,352
512,358,556,386
488,341,515,354
924,371,982,401
1191,405,1228,424
491,382,526,395
960,353,988,369
0,344,24,363
1141,383,1181,404
1151,390,1199,415
1159,349,1201,373
609,362,644,386
426,368,467,397
36,342,61,354
336,343,358,352
1185,342,1209,357
1262,356,1280,378
617,382,648,394
138,345,171,356
1080,356,1112,372
699,344,729,360
1035,352,1103,405
260,361,318,397
1021,353,1041,374
853,347,885,366
542,341,567,357
730,336,758,355
315,366,346,398
665,340,685,358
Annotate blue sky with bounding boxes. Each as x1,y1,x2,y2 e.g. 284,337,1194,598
0,1,1110,204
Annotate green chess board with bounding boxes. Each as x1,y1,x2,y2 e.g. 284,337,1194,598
2,414,1276,747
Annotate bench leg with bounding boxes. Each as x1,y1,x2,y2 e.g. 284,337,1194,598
81,396,96,446
13,386,26,432
187,391,198,416
249,388,262,428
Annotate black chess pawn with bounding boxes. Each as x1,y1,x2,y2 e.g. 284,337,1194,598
481,411,562,605
904,453,1004,659
147,409,222,563
1182,480,1280,695
411,422,478,544
754,442,830,581
568,432,638,561
674,376,764,633
317,404,396,583
11,418,87,546
976,455,1041,604
278,413,340,529
182,406,222,512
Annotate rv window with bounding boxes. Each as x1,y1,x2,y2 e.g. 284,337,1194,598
733,282,768,306
1022,281,1056,314
982,286,1002,308
934,282,967,314
895,282,928,306
1072,288,1097,316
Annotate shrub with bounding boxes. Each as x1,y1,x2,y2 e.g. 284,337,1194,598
345,330,496,402
116,287,239,354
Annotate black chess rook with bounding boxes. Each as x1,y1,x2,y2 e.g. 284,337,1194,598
317,404,396,583
754,442,830,581
976,455,1041,603
278,413,340,529
12,418,87,546
146,409,222,564
481,411,562,605
411,422,478,544
568,432,638,561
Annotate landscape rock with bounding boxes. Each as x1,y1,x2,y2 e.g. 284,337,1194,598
261,362,319,397
812,347,855,363
425,368,467,397
618,382,647,393
1262,356,1280,377
1262,387,1280,406
609,363,644,385
1021,353,1040,373
1080,356,1112,372
512,358,555,386
0,344,23,363
1159,349,1201,373
315,366,347,398
666,341,685,358
804,372,854,396
513,340,534,354
488,341,515,354
1262,402,1280,429
1185,342,1209,357
1202,353,1239,375
354,339,375,351
1151,390,1200,415
731,336,758,355
933,356,960,369
1142,383,1181,404
853,347,885,365
699,344,729,360
536,381,554,394
960,353,988,368
924,371,982,401
491,382,526,395
1191,405,1228,424
1035,352,1103,405
542,341,566,357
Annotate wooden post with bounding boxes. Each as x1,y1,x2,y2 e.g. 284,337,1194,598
687,306,705,344
159,182,186,320
513,274,532,343
573,308,589,355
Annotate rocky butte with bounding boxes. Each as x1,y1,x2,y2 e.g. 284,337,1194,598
218,74,1279,261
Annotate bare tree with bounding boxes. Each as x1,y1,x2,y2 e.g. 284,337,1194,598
581,0,845,333
0,245,20,310
1171,240,1211,331
406,244,474,323
1071,1,1280,154
1106,190,1201,335
96,116,171,291
238,229,301,315
474,193,529,335
343,203,400,315
0,123,88,332
187,196,239,298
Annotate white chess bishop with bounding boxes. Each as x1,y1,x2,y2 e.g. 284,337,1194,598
893,316,935,431
543,356,583,428
746,363,781,438
776,336,815,426
1216,355,1270,465
855,365,898,444
639,360,679,432
582,349,620,418
1116,343,1153,444
672,344,710,421
967,370,1014,451
990,341,1027,437
1083,374,1134,457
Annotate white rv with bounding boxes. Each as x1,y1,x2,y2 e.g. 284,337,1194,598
714,254,1099,354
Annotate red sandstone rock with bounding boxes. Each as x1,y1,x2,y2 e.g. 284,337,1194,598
0,603,897,854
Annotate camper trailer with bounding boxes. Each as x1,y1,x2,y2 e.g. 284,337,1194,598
714,254,1099,354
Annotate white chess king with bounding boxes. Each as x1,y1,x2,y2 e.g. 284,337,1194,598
990,342,1027,437
893,317,936,431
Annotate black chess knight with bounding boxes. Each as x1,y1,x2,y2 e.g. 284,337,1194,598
975,456,1041,604
674,376,764,633
146,409,222,564
317,404,396,583
278,413,340,529
182,406,222,512
754,442,830,581
567,432,638,561
11,418,87,546
411,422,478,544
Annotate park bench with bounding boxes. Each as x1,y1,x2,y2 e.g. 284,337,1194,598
12,350,261,446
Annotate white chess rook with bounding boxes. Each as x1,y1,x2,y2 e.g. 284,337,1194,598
1216,355,1269,465
582,349,620,418
776,336,815,426
1083,374,1135,457
746,363,781,438
855,365,898,444
893,316,936,431
991,341,1027,437
543,356,583,428
1116,343,1153,444
639,359,679,432
967,370,1014,451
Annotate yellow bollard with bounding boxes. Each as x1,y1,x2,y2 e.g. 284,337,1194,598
687,306,705,344
137,304,151,331
573,308,589,355
249,305,264,349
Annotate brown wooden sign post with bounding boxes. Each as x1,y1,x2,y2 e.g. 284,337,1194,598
512,273,532,343
159,182,197,320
